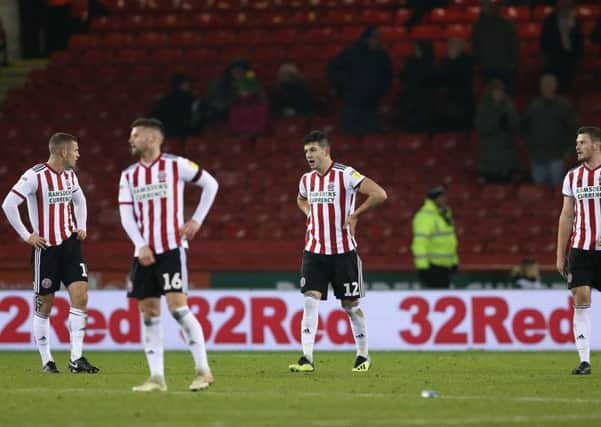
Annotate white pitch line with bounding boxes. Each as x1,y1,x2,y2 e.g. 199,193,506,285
309,414,601,427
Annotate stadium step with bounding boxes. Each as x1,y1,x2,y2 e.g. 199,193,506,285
0,59,48,104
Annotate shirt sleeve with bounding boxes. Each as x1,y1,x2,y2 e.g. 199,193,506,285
298,174,307,199
344,166,366,191
562,172,573,197
11,169,37,198
118,171,133,204
177,156,203,183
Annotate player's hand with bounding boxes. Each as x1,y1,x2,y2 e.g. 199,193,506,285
26,233,47,249
556,256,567,279
344,214,358,237
75,230,87,240
138,245,156,266
180,219,201,241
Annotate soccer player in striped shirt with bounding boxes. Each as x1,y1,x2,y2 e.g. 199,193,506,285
289,130,388,373
557,126,601,375
119,118,218,392
1,132,99,374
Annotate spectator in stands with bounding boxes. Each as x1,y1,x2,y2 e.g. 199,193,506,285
404,0,450,29
45,0,74,53
437,38,475,133
0,18,7,66
398,39,438,134
411,185,458,289
275,63,319,117
150,74,205,146
229,70,269,140
475,79,520,184
471,0,520,92
592,16,601,56
204,59,251,120
328,26,392,136
521,74,579,186
540,0,584,91
511,258,544,289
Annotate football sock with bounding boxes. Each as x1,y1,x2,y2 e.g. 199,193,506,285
68,307,87,361
574,304,591,364
33,312,52,366
172,306,210,374
345,305,368,358
301,295,320,363
143,316,164,378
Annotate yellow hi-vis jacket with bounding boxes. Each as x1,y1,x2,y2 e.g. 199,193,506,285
411,199,459,270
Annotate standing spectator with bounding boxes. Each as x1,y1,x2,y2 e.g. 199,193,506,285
204,59,251,120
0,18,7,66
150,75,204,146
475,79,520,184
229,70,270,140
471,0,520,92
398,39,438,134
411,185,458,289
438,38,475,133
522,74,579,186
45,0,73,53
328,26,392,136
275,64,319,117
589,15,601,57
540,0,584,91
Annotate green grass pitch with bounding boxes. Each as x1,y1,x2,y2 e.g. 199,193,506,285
0,351,600,427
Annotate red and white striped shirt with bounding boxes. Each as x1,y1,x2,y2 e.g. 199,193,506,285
9,163,83,246
299,162,365,255
118,153,201,255
563,164,601,250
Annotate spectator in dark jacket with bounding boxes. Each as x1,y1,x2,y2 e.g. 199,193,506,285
540,0,584,91
475,80,520,184
204,59,251,120
275,64,319,117
522,74,579,186
398,39,438,133
590,15,601,57
438,38,474,133
471,0,520,92
328,26,393,136
150,75,204,144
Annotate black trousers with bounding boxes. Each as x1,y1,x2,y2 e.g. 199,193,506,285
418,265,453,289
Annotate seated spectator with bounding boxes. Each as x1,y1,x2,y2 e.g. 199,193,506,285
438,38,474,133
521,74,579,186
275,64,319,117
398,39,438,133
150,74,204,144
328,26,392,136
540,0,584,91
229,71,269,140
511,258,544,289
204,59,251,120
471,0,519,92
475,80,520,184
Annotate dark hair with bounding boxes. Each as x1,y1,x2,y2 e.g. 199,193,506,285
131,117,166,138
49,132,77,154
577,126,601,142
303,130,329,147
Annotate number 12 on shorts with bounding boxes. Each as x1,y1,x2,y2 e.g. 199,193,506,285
344,282,359,297
163,272,183,291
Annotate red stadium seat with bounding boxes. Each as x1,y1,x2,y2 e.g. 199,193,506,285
501,6,530,22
